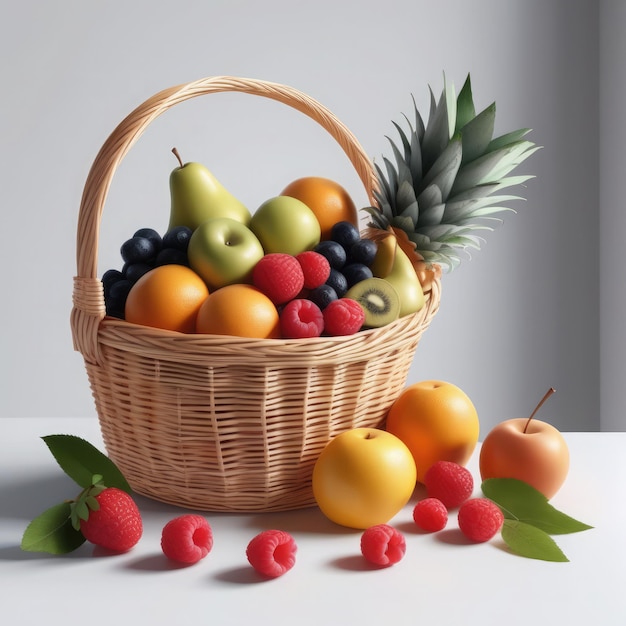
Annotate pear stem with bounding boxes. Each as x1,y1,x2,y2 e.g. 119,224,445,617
171,147,183,168
523,387,556,433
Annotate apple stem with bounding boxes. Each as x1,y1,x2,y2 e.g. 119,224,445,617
171,147,183,168
523,387,556,433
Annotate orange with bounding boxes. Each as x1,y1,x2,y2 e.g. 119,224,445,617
385,380,480,483
195,284,281,338
125,264,209,333
280,176,359,240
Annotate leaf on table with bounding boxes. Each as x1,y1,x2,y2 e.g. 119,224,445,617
21,502,86,554
42,434,131,492
501,519,569,562
481,478,593,535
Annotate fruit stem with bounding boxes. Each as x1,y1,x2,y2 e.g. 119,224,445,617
172,147,184,168
523,387,556,433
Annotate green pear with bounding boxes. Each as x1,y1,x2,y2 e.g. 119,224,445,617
168,148,251,231
371,233,425,317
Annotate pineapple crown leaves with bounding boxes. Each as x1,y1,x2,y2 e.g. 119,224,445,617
370,72,541,271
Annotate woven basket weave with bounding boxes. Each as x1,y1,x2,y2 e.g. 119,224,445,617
71,76,441,512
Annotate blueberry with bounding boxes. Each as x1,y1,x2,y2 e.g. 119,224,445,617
120,236,156,264
133,227,162,253
163,225,193,252
331,221,360,251
102,268,124,296
349,238,378,267
342,262,373,288
155,247,189,267
124,262,153,284
325,268,348,298
308,284,338,310
314,240,347,269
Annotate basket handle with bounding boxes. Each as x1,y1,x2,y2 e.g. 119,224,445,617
71,76,379,363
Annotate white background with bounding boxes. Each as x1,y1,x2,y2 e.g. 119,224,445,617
1,0,623,432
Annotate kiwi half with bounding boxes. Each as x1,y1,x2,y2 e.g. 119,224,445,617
346,277,400,328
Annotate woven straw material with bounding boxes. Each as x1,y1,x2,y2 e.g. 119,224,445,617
71,76,442,512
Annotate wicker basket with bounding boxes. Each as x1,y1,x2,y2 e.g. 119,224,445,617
71,76,441,512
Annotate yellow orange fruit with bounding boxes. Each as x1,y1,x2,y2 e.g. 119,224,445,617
125,264,209,333
385,380,480,483
195,284,280,338
280,176,359,240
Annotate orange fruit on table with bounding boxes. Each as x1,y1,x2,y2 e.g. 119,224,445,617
385,380,480,483
280,176,359,240
124,264,209,333
195,284,281,338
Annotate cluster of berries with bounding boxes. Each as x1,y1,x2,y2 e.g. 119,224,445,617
252,250,365,338
79,486,297,577
358,461,505,568
413,460,504,542
102,225,192,318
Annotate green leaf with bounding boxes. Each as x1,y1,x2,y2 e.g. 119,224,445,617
42,435,131,493
460,102,495,164
482,478,593,535
455,74,475,132
501,520,569,562
21,502,86,554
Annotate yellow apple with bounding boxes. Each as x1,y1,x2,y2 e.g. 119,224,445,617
312,428,416,529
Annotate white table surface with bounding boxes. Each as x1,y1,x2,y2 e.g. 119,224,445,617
1,418,624,626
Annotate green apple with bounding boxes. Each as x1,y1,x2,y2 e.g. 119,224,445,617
188,218,264,290
168,148,251,231
249,196,321,255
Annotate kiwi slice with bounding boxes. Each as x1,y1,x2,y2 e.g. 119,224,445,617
346,277,400,328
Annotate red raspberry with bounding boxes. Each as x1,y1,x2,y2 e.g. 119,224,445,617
280,298,324,338
246,529,297,578
322,297,365,336
424,461,474,509
360,524,406,567
79,487,143,552
296,251,331,289
161,514,213,564
252,253,305,305
413,498,448,532
458,498,504,543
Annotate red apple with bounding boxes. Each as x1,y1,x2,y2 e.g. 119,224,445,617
478,388,569,499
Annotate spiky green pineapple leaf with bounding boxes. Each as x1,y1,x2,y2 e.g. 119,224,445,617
417,183,443,211
488,127,533,152
485,142,541,183
443,194,522,222
418,136,463,200
418,202,446,227
460,103,496,164
455,74,476,132
422,86,452,173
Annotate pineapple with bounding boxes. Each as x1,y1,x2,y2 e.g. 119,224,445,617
365,74,540,272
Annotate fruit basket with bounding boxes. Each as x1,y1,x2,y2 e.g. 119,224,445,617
71,76,441,512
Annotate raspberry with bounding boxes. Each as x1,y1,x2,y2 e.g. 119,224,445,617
246,529,297,578
280,298,324,338
296,251,331,289
252,253,305,305
322,298,365,336
161,514,213,564
79,487,143,552
424,461,474,509
360,524,406,567
413,498,448,532
458,498,504,542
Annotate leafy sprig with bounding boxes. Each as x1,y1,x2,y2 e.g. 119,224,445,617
20,435,132,555
482,478,593,562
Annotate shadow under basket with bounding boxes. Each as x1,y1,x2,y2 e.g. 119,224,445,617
71,76,441,512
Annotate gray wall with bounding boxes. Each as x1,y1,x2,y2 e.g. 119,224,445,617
2,0,620,433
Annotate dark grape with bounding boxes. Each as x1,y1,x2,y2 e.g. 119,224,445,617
342,262,373,288
330,221,360,251
163,225,193,252
308,284,338,310
326,268,348,298
155,247,189,267
133,227,162,253
124,262,153,284
349,238,377,267
120,236,156,264
314,240,347,269
102,268,124,296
